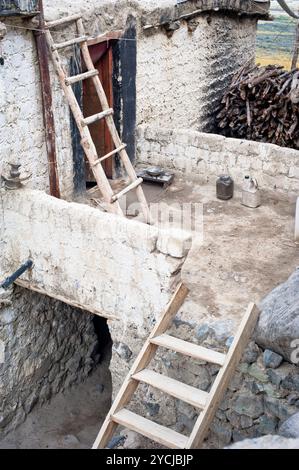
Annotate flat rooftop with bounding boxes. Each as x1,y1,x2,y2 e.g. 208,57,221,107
87,175,297,323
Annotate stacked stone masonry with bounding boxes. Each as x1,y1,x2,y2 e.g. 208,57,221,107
137,125,299,199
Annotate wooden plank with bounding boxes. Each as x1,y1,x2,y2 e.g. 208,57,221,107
112,409,188,449
87,30,123,47
46,14,82,28
92,144,127,167
132,369,208,409
100,46,114,179
65,69,99,86
187,303,260,449
111,178,143,203
92,283,189,449
151,334,226,366
82,108,114,127
52,36,88,51
15,279,119,321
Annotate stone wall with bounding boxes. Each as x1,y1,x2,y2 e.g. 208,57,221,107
168,321,299,447
137,125,299,199
0,287,99,436
120,312,299,448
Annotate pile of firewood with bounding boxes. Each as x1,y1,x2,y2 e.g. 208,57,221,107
216,62,299,149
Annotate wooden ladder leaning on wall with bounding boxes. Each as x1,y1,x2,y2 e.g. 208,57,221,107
44,14,151,223
93,283,260,449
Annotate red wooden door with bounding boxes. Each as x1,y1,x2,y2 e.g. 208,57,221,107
83,44,114,181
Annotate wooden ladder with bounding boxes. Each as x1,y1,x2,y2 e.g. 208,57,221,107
93,283,260,449
44,14,151,223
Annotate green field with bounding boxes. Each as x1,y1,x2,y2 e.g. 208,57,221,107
257,15,297,68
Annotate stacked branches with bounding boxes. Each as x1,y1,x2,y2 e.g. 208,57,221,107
216,63,299,150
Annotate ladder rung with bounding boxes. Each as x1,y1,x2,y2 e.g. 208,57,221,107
52,36,88,51
46,14,82,29
82,109,114,127
65,70,99,86
112,409,188,449
92,144,127,167
132,369,208,409
111,178,143,203
151,334,226,367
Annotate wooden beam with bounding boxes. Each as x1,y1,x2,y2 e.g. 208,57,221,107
87,30,123,47
15,279,119,321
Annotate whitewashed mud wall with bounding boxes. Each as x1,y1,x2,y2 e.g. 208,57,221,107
0,190,190,328
0,188,191,436
137,126,299,199
0,1,259,198
136,14,257,132
0,27,74,197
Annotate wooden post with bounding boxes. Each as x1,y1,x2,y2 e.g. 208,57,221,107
291,22,299,70
34,0,61,198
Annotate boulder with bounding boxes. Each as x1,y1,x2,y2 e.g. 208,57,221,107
227,435,299,449
279,412,299,438
255,268,299,363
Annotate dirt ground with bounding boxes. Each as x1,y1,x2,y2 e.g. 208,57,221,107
89,175,298,324
0,356,112,449
144,177,298,324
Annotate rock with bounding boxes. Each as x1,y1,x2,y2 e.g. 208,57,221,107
247,363,268,383
256,414,278,435
107,435,126,449
177,401,197,421
177,414,196,434
226,409,241,429
264,396,297,421
287,393,299,406
145,402,160,417
240,415,254,429
281,373,299,392
227,435,299,449
208,319,236,344
248,380,265,395
113,342,132,361
242,342,260,364
195,324,210,343
267,364,295,387
279,412,299,438
232,426,259,443
231,393,264,419
255,268,299,363
210,419,232,446
263,350,283,369
228,372,243,392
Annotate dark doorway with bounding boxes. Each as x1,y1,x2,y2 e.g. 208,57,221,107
83,43,114,182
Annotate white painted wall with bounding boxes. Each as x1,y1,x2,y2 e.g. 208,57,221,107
0,189,190,332
0,2,258,198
